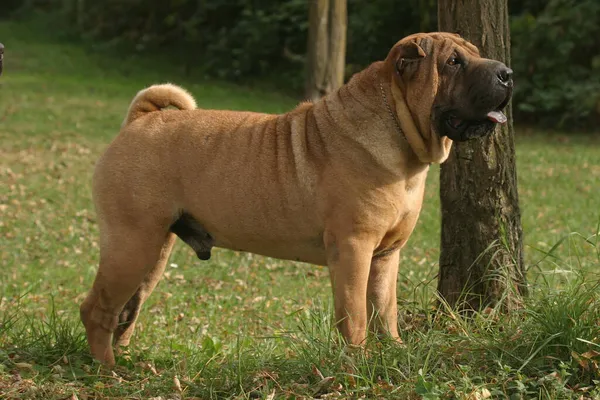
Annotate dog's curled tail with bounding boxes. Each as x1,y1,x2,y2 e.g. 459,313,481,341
122,83,197,127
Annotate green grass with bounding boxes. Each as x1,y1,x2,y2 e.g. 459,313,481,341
1,16,600,399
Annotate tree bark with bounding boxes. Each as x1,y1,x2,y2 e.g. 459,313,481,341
0,42,4,76
437,0,527,310
305,0,347,101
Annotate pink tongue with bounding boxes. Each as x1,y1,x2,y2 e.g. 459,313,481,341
487,110,507,124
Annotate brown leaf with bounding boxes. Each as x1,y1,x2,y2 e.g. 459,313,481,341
581,350,600,359
572,351,589,370
313,376,335,396
346,373,356,388
173,375,182,392
311,364,325,380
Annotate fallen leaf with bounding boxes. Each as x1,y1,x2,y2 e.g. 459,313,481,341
14,362,33,370
581,350,600,359
313,376,335,396
173,375,182,392
312,364,325,380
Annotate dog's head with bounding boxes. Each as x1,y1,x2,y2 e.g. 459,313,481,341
386,32,512,143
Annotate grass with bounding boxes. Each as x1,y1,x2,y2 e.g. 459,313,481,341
1,16,600,399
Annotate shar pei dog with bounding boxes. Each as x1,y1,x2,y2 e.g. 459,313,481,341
81,32,513,365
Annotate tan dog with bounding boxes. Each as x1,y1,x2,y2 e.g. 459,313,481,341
81,32,512,365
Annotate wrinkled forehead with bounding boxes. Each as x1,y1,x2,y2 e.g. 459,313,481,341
398,32,480,58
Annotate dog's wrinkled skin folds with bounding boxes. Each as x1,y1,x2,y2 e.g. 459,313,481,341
80,32,512,365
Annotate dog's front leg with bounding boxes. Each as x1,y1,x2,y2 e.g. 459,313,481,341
367,250,402,342
326,233,375,346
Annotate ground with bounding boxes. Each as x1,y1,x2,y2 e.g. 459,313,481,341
1,17,599,400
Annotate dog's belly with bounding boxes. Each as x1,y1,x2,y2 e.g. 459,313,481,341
176,174,327,266
169,196,327,265
215,237,328,266
199,197,327,265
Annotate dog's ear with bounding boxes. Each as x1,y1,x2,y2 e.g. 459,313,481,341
394,40,426,75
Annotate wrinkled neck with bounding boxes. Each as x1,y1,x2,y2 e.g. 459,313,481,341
308,62,428,178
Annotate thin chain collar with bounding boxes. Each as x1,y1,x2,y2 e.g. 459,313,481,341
379,80,405,141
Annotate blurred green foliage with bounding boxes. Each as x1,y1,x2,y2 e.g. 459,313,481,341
511,0,600,128
2,0,598,129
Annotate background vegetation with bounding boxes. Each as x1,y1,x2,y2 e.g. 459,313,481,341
3,0,600,129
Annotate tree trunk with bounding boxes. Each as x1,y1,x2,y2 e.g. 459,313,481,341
437,0,527,310
0,42,4,76
305,0,347,101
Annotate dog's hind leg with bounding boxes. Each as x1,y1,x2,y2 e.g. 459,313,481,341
113,233,176,348
80,224,170,366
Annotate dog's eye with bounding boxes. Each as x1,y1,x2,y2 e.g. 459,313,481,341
447,55,461,66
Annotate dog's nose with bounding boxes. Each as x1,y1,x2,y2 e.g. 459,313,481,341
497,66,513,86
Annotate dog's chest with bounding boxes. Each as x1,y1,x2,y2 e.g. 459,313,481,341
374,174,427,256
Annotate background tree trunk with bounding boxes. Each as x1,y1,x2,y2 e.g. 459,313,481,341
437,0,527,310
305,0,347,101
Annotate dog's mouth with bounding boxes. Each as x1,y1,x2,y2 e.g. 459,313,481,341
440,95,510,142
446,109,507,130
